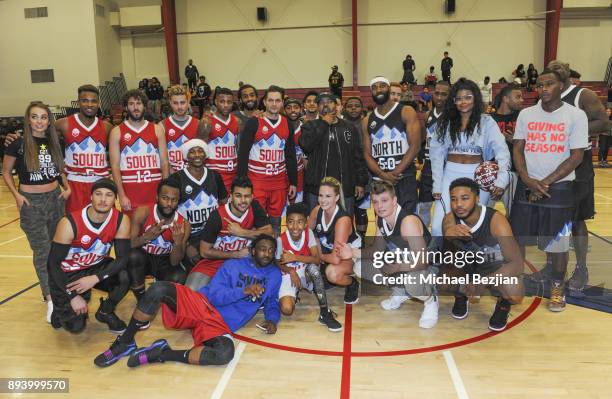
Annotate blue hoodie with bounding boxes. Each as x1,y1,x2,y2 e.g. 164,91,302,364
199,256,281,332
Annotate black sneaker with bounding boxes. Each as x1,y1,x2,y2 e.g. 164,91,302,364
127,339,170,368
95,299,127,334
319,309,343,332
94,336,137,367
138,321,151,330
451,295,469,319
568,264,589,297
488,298,511,331
526,263,552,283
344,278,359,305
50,311,62,330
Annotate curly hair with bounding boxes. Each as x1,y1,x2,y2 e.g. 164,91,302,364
435,78,484,145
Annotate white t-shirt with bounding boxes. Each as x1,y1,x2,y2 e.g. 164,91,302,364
480,82,492,104
514,102,588,182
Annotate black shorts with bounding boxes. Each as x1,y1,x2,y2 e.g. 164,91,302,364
395,171,418,213
49,259,121,324
510,180,574,253
573,178,595,221
139,250,174,278
418,172,434,203
188,230,204,248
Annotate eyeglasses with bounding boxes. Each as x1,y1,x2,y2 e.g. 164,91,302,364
454,95,474,104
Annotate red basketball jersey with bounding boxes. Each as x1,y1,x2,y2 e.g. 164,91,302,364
206,113,240,175
279,229,311,273
247,116,290,189
64,114,109,182
164,116,199,172
61,206,120,272
118,121,162,185
140,204,186,256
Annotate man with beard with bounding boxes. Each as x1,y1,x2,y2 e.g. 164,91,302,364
419,81,450,227
442,178,523,331
128,179,190,302
161,85,202,173
187,176,273,290
169,139,227,271
302,91,319,122
237,85,297,236
284,98,305,203
363,76,421,213
300,93,368,215
4,85,112,213
490,83,523,215
109,89,170,217
343,96,370,241
48,179,131,334
542,60,609,296
234,84,260,125
201,88,242,194
94,234,281,368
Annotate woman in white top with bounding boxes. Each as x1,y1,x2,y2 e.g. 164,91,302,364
429,78,510,237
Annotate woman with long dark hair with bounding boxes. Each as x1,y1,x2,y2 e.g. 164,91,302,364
2,102,70,322
527,63,538,91
429,78,510,237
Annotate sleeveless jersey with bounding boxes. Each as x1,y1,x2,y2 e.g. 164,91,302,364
367,102,410,174
206,113,240,175
453,205,504,269
118,121,162,185
164,116,199,171
247,116,290,189
314,205,361,254
208,202,256,271
61,206,121,272
64,114,109,182
174,167,221,235
377,205,431,252
421,109,441,176
561,84,593,181
140,204,185,256
279,229,312,273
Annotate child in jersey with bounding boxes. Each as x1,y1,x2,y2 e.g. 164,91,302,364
277,203,342,332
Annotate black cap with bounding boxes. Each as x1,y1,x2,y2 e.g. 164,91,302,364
332,65,338,69
284,98,301,107
91,178,118,195
316,93,337,104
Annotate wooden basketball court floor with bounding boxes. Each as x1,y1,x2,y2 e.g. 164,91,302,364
1,170,611,399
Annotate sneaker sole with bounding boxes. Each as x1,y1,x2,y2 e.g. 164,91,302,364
451,302,469,320
548,306,566,312
344,298,359,305
488,323,507,332
318,320,343,333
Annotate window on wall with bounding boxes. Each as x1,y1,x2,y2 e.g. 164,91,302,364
24,7,48,19
31,69,55,83
95,4,105,17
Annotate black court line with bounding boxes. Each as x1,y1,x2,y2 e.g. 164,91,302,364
588,230,612,245
0,282,39,306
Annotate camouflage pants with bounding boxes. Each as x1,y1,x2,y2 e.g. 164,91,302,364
19,188,65,298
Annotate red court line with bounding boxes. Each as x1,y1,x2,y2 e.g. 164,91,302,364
0,217,19,229
231,333,343,356
340,304,353,399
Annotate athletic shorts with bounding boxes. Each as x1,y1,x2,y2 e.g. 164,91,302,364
573,178,595,221
138,250,174,278
162,283,230,346
394,172,418,213
190,258,223,277
418,172,434,203
510,180,574,253
65,180,96,214
279,267,312,298
123,180,158,216
253,184,288,218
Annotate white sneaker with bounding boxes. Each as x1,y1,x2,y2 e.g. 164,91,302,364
46,301,53,323
418,296,439,329
380,295,410,310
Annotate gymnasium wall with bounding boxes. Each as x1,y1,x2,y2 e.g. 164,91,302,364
94,0,123,85
0,0,100,116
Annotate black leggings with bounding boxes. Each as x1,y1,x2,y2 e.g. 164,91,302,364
128,248,187,290
599,134,610,162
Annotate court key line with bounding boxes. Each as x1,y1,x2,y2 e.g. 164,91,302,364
0,234,25,247
0,217,19,229
210,342,247,399
443,350,470,399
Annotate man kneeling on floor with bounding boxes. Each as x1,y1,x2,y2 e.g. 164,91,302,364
441,178,523,331
94,234,281,368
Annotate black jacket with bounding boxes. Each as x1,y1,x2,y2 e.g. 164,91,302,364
299,118,368,197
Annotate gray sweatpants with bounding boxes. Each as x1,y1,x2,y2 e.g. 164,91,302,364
19,188,65,298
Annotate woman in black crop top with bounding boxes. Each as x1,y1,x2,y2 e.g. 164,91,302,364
2,102,70,323
308,177,361,304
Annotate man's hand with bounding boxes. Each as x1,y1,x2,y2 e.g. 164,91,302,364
171,221,186,242
233,247,250,259
258,320,277,334
355,186,365,200
334,242,354,260
322,111,336,125
243,283,265,299
382,263,401,276
523,177,550,198
288,185,297,200
288,269,301,289
3,132,19,147
445,224,472,241
490,186,504,200
119,194,132,212
142,221,164,243
280,251,297,265
501,129,514,143
66,275,100,294
381,172,400,185
70,295,88,315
